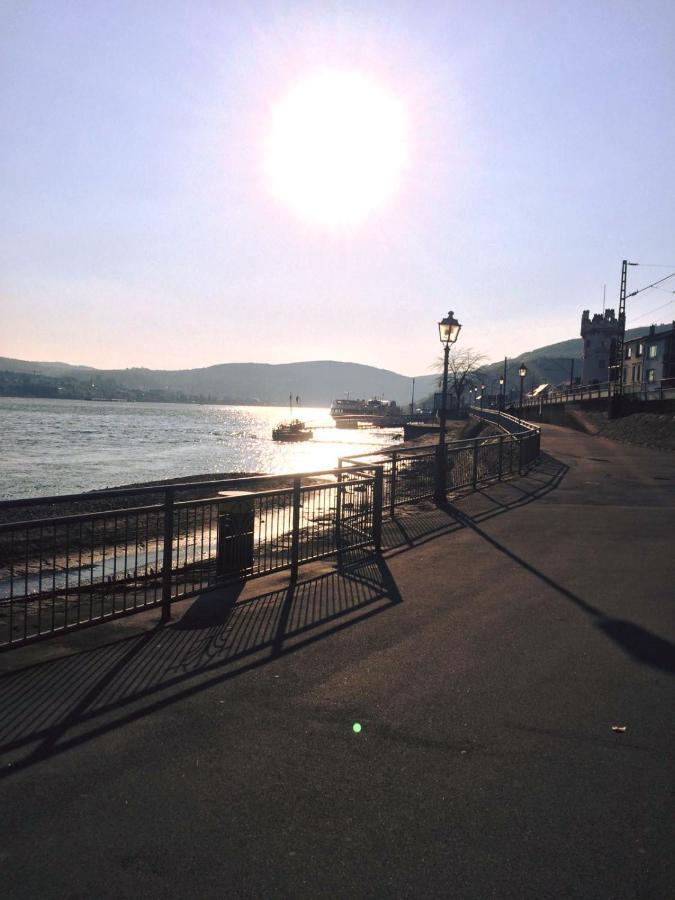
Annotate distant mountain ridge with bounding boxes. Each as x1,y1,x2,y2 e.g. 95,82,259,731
0,358,436,406
2,321,671,406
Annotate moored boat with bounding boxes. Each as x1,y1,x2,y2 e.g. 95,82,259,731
273,394,313,441
272,419,313,441
330,396,402,419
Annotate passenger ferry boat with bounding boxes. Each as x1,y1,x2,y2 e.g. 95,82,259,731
330,396,401,419
272,395,313,442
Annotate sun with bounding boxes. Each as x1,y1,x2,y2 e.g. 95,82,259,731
264,69,409,228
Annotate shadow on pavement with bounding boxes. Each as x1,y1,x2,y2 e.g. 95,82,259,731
0,455,571,778
383,453,568,557
439,500,675,677
0,554,400,778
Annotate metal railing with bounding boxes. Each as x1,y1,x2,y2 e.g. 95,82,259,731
339,411,540,513
521,376,675,408
0,467,382,650
0,413,540,650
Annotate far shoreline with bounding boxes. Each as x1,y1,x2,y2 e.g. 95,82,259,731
0,393,310,408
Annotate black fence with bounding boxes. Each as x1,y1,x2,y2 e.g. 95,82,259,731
0,414,539,650
340,410,540,515
521,376,675,407
0,468,382,650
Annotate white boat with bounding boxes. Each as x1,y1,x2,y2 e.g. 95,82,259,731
330,396,401,419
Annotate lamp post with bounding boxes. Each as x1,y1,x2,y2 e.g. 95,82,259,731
518,363,527,420
498,376,505,412
480,383,485,416
435,310,462,502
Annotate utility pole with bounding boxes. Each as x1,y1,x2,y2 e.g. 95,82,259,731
502,357,507,410
410,377,415,416
609,259,636,417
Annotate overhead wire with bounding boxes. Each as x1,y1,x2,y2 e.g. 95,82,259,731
626,270,675,298
600,261,675,327
627,298,674,325
623,264,675,326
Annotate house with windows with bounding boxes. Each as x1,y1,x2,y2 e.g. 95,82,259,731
623,323,675,392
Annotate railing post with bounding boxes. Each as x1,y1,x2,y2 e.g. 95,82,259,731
161,488,174,623
498,435,504,481
373,465,384,551
335,459,342,541
290,478,301,580
472,440,479,488
389,451,397,518
434,443,446,503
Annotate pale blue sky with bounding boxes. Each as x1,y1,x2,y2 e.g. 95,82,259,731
2,1,674,374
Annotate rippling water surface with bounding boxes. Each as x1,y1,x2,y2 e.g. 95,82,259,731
0,397,401,499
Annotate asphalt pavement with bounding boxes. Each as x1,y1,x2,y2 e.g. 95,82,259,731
1,424,673,899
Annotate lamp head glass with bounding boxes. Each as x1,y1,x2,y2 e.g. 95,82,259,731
438,311,461,345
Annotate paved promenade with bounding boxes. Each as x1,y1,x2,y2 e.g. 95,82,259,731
1,425,673,898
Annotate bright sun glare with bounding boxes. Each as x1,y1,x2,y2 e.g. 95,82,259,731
265,69,409,228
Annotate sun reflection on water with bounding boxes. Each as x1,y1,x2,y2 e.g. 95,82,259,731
0,398,402,498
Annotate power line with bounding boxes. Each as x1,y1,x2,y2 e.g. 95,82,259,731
628,283,675,311
627,271,675,298
627,298,674,325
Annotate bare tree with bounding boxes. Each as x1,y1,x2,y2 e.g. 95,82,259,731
435,347,488,408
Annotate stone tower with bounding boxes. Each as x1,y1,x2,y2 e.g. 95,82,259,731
580,309,619,385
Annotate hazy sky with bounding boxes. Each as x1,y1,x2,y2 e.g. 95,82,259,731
2,1,674,375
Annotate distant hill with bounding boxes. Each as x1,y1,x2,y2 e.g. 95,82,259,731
505,322,671,362
478,323,673,396
0,357,437,407
0,357,96,378
2,321,671,406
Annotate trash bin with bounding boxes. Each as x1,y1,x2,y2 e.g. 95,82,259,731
217,491,254,576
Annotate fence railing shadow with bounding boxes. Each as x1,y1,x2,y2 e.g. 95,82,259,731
382,453,567,556
0,554,400,777
0,454,567,779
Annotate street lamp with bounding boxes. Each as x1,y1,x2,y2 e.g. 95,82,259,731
498,376,505,412
435,310,462,502
518,363,527,420
480,383,485,415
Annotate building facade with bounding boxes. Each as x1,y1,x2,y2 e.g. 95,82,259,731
623,324,675,391
580,309,619,385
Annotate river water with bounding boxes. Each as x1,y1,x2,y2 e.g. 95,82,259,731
0,397,401,500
